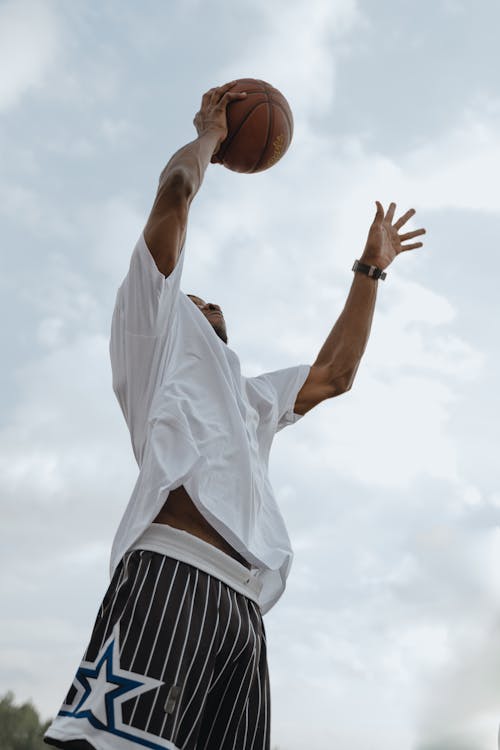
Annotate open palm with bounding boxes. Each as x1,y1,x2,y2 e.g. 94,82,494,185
362,201,426,270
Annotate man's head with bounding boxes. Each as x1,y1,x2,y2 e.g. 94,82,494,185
188,294,228,344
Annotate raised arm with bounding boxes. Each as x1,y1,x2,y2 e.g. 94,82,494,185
144,82,247,277
294,202,426,415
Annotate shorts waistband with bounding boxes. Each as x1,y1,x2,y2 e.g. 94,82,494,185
129,523,263,605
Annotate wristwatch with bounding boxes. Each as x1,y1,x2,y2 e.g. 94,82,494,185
352,260,387,280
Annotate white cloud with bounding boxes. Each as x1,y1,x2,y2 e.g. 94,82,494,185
295,372,460,488
100,117,138,147
1,2,499,746
0,0,62,111
404,109,500,213
414,612,500,750
80,195,146,287
0,183,74,240
216,0,362,128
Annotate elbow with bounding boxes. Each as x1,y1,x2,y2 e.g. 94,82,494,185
343,363,361,393
333,375,353,396
330,363,359,396
159,168,195,201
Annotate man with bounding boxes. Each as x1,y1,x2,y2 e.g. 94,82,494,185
44,82,425,750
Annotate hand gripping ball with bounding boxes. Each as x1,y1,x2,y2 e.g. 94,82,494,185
211,78,294,174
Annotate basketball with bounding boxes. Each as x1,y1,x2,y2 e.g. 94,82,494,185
211,78,294,174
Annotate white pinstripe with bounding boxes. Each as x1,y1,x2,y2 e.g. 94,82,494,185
249,598,261,624
249,658,262,750
233,601,264,750
119,554,154,657
170,572,213,743
144,569,192,735
239,700,249,750
139,560,180,730
219,605,258,749
99,550,143,648
171,568,199,685
215,584,233,657
199,595,257,750
238,641,260,750
207,589,242,694
199,661,240,750
126,555,171,726
231,602,254,662
248,598,265,750
129,555,166,669
98,555,130,621
98,566,122,623
157,568,200,738
143,560,180,675
177,579,222,748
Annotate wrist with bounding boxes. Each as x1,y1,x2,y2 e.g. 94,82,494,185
352,259,386,281
360,253,386,269
197,127,225,150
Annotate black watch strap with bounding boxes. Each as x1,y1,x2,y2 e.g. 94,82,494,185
352,260,387,280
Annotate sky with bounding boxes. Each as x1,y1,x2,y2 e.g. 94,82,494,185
1,0,500,748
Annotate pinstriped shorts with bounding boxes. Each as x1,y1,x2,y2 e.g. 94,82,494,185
44,545,270,750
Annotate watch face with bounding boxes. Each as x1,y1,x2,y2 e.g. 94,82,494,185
352,261,385,279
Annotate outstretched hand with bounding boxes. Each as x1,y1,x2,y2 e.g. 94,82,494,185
361,202,426,270
193,82,247,160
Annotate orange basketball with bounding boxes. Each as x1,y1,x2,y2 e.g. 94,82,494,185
211,78,294,174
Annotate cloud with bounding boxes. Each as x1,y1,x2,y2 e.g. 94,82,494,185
0,0,63,112
404,107,500,214
414,611,500,750
328,100,500,217
1,2,499,745
216,0,362,126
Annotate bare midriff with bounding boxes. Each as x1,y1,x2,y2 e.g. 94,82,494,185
152,485,252,570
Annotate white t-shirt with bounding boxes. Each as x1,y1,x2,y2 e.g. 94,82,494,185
109,232,310,614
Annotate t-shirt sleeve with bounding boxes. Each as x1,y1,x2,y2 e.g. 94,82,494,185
109,232,186,460
253,364,311,432
117,231,185,336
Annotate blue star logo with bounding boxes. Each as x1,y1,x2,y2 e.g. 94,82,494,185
57,623,168,749
72,636,144,730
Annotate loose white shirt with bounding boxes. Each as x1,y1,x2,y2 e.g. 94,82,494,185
109,232,310,614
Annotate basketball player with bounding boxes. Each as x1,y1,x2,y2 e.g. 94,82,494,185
44,82,426,750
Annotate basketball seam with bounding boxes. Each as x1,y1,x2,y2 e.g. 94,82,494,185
252,86,273,173
217,80,292,171
272,101,293,138
218,101,266,163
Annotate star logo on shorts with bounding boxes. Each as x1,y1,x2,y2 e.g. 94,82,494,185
60,623,164,732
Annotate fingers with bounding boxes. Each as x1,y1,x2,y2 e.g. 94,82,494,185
216,80,239,96
199,82,246,116
219,90,247,107
386,202,396,224
394,208,415,230
399,228,426,241
376,202,426,239
373,200,426,255
201,87,216,106
394,209,426,251
205,80,239,103
400,242,424,251
374,201,384,221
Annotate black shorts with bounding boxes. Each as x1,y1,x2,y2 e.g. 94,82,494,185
44,548,270,750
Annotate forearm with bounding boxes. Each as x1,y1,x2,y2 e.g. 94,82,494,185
158,130,220,198
155,84,247,201
315,273,378,387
